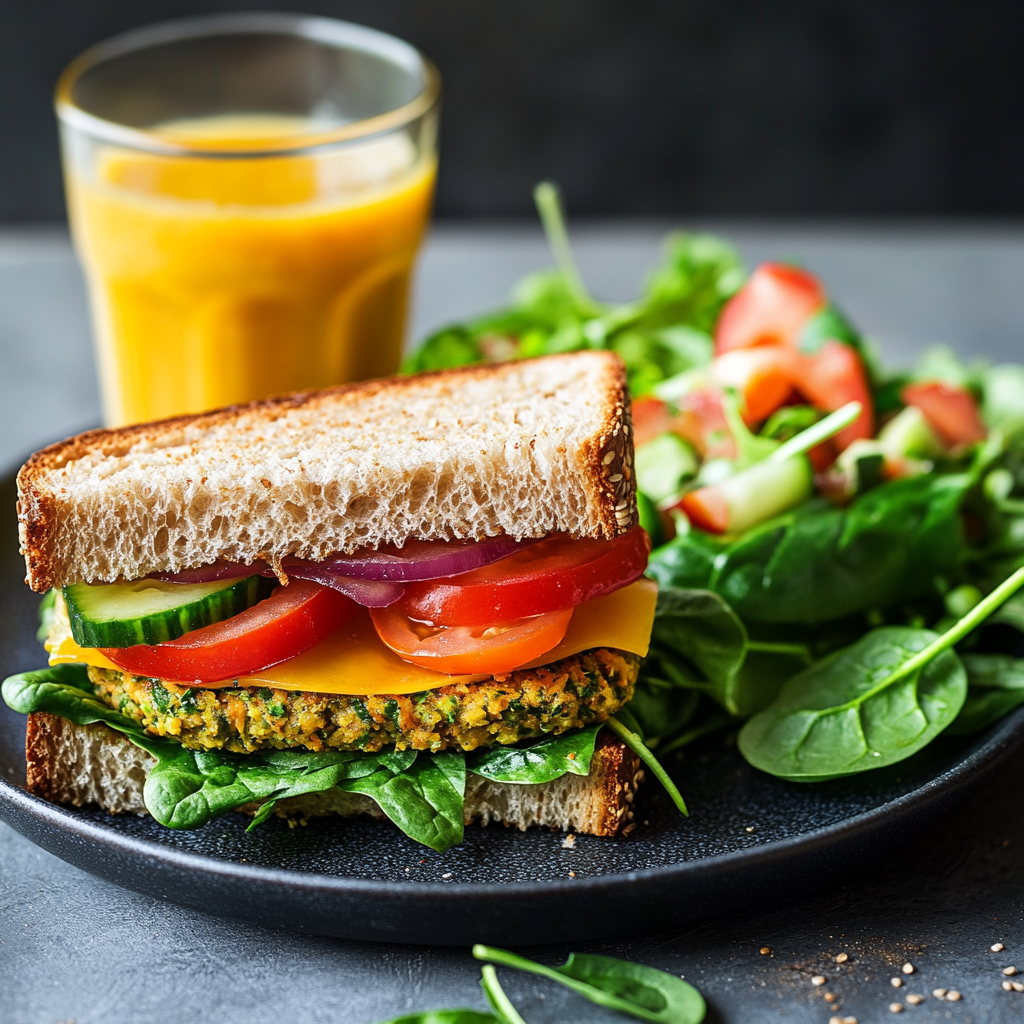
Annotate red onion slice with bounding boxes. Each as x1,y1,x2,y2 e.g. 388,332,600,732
282,566,406,607
309,535,539,582
149,535,541,606
150,562,259,585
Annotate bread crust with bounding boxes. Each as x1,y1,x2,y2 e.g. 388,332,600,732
24,712,643,837
19,352,636,591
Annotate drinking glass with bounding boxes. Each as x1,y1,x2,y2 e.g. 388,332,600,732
57,13,440,426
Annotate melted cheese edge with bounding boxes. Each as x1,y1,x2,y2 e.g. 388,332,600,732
47,578,658,696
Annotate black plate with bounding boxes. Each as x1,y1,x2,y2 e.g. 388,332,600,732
2,471,1023,946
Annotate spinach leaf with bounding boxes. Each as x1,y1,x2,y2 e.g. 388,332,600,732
738,626,967,781
149,747,417,832
467,725,601,784
650,473,972,623
627,678,700,742
3,666,466,850
2,664,178,760
648,587,748,708
947,654,1024,735
480,965,527,1024
340,751,466,853
473,946,706,1024
376,1013,499,1024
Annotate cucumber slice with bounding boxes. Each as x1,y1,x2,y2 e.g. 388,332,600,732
63,575,275,648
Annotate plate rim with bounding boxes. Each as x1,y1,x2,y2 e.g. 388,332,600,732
3,705,1023,900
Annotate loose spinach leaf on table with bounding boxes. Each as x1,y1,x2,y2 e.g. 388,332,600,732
376,1012,499,1024
649,473,973,623
473,945,706,1024
467,724,601,784
947,654,1024,735
738,626,967,781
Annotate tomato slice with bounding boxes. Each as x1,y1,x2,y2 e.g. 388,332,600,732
902,381,987,448
712,346,799,422
674,387,734,459
632,395,674,447
714,263,826,354
102,580,356,683
396,527,651,628
370,605,573,674
795,341,874,451
678,486,729,534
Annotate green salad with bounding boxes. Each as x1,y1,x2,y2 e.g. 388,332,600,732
406,184,1024,784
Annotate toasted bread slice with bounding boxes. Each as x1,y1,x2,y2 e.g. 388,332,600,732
26,712,643,837
19,352,636,591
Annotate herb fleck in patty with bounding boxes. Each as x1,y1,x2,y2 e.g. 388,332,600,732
86,648,639,754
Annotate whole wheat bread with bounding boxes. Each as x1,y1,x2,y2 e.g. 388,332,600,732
26,712,643,837
19,352,636,591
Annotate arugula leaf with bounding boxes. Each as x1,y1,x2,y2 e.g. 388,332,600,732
340,750,466,853
650,473,973,623
947,654,1024,735
739,627,967,780
473,946,706,1024
467,725,601,784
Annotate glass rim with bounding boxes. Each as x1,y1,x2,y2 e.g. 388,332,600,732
55,12,441,158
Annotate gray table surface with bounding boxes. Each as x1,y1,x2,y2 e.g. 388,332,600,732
2,221,1024,1023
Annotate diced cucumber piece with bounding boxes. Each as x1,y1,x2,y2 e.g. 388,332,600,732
879,405,944,460
721,455,813,535
63,575,275,648
635,432,699,503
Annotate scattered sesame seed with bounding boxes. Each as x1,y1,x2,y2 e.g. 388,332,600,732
829,1017,844,1024
441,872,452,879
824,992,836,1002
561,834,576,849
568,870,576,878
1013,981,1024,993
947,991,961,1002
843,1017,858,1024
890,1003,903,1013
933,988,947,998
902,962,914,974
993,943,1006,952
759,947,771,955
836,953,849,963
745,826,755,832
812,976,826,986
906,994,923,1005
1004,966,1018,976
891,977,903,988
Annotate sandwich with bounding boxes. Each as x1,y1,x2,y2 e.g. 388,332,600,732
3,351,659,851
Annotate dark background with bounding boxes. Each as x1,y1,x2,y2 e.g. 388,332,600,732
2,0,1024,221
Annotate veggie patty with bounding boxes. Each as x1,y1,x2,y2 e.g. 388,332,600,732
85,648,639,754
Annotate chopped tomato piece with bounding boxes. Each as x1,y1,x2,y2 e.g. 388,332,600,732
902,381,987,448
370,605,573,674
674,388,735,459
714,263,826,354
102,580,356,683
795,341,874,451
712,346,800,422
632,395,674,447
679,487,729,533
398,527,650,627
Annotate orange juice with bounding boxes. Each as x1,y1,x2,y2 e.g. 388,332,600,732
66,115,436,426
